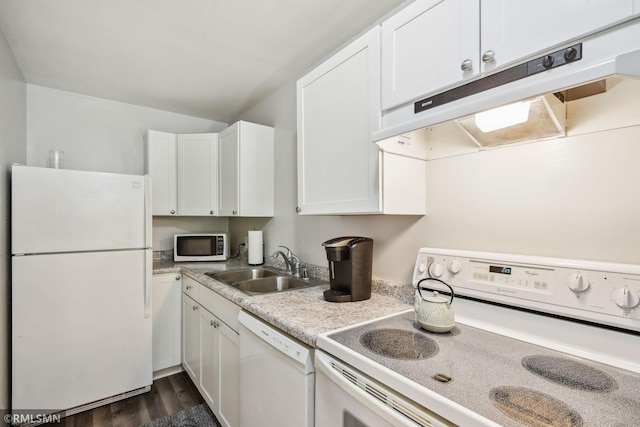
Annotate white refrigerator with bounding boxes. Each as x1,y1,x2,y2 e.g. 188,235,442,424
11,165,153,414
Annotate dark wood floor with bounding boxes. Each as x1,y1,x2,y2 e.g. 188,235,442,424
43,372,205,427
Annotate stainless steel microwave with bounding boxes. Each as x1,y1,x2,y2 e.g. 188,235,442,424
174,233,229,262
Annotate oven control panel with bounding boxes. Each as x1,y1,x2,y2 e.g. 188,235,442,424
413,248,640,332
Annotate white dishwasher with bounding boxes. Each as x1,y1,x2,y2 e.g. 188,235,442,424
238,310,315,427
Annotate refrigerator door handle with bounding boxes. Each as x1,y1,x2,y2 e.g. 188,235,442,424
144,250,152,318
144,175,152,249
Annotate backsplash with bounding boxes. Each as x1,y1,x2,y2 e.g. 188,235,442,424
153,250,174,261
153,248,415,304
264,251,414,304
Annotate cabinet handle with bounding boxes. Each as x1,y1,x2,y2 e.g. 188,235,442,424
175,275,181,280
232,210,237,215
482,50,495,63
170,209,176,214
192,305,198,311
210,210,214,215
210,320,215,326
295,207,301,213
186,285,191,290
460,59,473,71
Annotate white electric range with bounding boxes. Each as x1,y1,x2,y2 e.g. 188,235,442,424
315,248,640,427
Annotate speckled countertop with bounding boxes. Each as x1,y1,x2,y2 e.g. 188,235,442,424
153,258,412,347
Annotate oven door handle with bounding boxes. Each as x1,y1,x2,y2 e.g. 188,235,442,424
315,351,452,427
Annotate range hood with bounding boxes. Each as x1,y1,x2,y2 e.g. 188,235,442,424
374,19,640,159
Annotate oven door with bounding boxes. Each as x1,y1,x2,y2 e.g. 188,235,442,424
315,351,453,427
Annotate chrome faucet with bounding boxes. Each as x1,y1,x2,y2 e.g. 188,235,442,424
273,245,301,277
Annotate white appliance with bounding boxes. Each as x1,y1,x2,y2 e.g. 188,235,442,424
238,311,314,427
11,165,153,416
316,248,640,426
173,233,229,262
374,18,640,147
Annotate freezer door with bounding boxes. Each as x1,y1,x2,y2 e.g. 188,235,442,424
12,250,152,411
11,165,148,254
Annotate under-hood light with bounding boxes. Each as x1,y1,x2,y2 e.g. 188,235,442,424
474,101,532,132
455,94,566,148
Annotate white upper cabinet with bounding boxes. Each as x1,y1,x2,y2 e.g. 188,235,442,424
297,26,425,215
481,0,636,75
146,130,177,216
297,26,382,215
381,0,637,110
381,0,479,111
218,121,274,217
177,133,218,216
146,131,218,216
297,27,425,215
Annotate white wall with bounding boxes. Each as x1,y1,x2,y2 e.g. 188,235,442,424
26,85,231,250
26,85,229,175
233,78,640,285
0,26,27,413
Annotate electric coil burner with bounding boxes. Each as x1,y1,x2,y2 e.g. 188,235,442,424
489,387,583,427
521,355,618,392
359,328,439,360
316,248,640,426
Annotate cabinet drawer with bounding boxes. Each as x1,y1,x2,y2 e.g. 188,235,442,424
198,285,241,333
182,275,200,300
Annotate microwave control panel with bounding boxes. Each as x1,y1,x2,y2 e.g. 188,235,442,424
413,248,640,331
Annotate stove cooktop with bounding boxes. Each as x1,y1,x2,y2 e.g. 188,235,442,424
322,310,640,427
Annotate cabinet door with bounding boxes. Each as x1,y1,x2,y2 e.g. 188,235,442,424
481,0,635,73
199,308,220,413
152,273,182,372
177,133,219,216
218,124,239,217
217,323,239,427
218,122,274,217
237,122,274,217
146,130,177,215
182,294,200,383
297,26,382,215
381,0,479,110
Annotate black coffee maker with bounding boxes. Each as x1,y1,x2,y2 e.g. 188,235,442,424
322,236,373,302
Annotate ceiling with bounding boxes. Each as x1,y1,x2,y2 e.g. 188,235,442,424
0,0,407,123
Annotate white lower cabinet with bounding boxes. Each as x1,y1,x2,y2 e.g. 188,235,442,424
182,294,200,382
182,276,240,427
152,273,182,375
199,308,219,409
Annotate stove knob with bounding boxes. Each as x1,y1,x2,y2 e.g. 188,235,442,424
612,287,640,309
566,272,590,293
429,262,444,278
418,260,427,273
448,259,462,274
